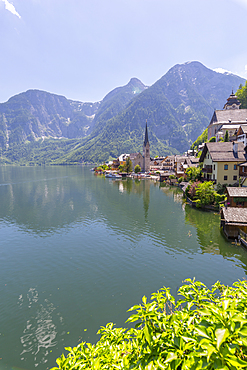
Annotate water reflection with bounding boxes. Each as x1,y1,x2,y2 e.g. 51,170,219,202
184,202,247,275
18,288,63,367
1,167,247,370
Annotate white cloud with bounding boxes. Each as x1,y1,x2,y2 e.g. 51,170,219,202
245,65,247,73
1,0,21,19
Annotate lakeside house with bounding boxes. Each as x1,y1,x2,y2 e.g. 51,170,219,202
199,141,246,184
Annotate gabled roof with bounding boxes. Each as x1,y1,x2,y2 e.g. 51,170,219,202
221,207,247,224
237,125,247,136
199,141,247,162
129,152,142,160
184,157,199,167
209,109,247,125
226,187,247,198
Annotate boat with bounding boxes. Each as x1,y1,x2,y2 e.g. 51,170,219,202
105,172,122,179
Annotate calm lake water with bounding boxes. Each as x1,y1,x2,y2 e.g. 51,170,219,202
0,166,247,369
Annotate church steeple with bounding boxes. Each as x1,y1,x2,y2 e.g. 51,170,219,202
223,90,241,110
144,121,149,146
143,121,150,172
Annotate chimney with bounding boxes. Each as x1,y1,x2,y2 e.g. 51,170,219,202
233,141,238,157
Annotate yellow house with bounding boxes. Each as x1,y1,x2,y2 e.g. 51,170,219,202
199,141,246,185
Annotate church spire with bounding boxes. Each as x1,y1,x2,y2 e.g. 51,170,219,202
144,121,149,146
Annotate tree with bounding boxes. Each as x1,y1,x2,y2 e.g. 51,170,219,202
224,130,229,142
52,279,247,370
118,164,125,172
236,81,247,109
195,181,215,205
124,156,132,174
188,180,202,199
209,136,216,142
185,166,202,181
134,164,141,173
191,128,208,150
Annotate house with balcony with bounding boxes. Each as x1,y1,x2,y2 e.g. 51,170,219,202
199,141,247,185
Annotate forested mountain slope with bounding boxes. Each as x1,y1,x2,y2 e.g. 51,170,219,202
0,61,245,164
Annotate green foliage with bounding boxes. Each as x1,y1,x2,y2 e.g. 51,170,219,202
188,180,202,199
191,128,208,150
134,164,141,173
216,183,227,195
214,193,226,205
169,174,176,180
124,157,133,174
51,279,247,370
209,136,216,142
178,177,183,184
185,166,202,181
118,164,125,172
236,81,247,109
224,130,229,142
195,181,215,206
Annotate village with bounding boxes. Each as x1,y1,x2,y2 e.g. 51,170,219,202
95,91,247,245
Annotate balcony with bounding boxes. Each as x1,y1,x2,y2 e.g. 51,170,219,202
202,165,212,174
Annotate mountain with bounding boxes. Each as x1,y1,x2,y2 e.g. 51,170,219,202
0,62,245,164
57,61,245,163
0,78,146,152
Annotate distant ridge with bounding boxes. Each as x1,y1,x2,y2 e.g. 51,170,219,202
0,61,245,164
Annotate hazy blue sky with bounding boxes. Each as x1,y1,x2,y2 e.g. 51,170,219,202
1,0,247,103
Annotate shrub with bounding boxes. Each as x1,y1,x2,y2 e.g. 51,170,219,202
214,193,226,205
209,136,216,142
195,181,215,205
52,279,247,370
134,164,141,173
169,174,176,180
185,166,202,181
178,177,183,184
188,180,202,199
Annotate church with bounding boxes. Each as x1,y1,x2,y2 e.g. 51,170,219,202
114,123,151,172
208,91,247,141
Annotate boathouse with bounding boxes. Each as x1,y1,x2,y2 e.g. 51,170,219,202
220,207,247,238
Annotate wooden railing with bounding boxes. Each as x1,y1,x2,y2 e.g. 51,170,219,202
239,229,247,242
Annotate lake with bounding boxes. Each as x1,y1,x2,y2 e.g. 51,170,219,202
0,165,247,369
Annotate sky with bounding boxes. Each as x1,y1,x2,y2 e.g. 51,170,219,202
0,0,247,103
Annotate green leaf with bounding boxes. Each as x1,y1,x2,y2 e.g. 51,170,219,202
222,299,230,311
215,328,229,350
194,326,210,339
144,323,152,345
238,326,247,336
142,295,147,304
226,355,247,368
164,352,177,364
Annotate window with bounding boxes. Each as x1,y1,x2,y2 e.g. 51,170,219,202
213,164,215,171
234,164,237,170
224,175,228,181
233,175,237,181
224,164,228,170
